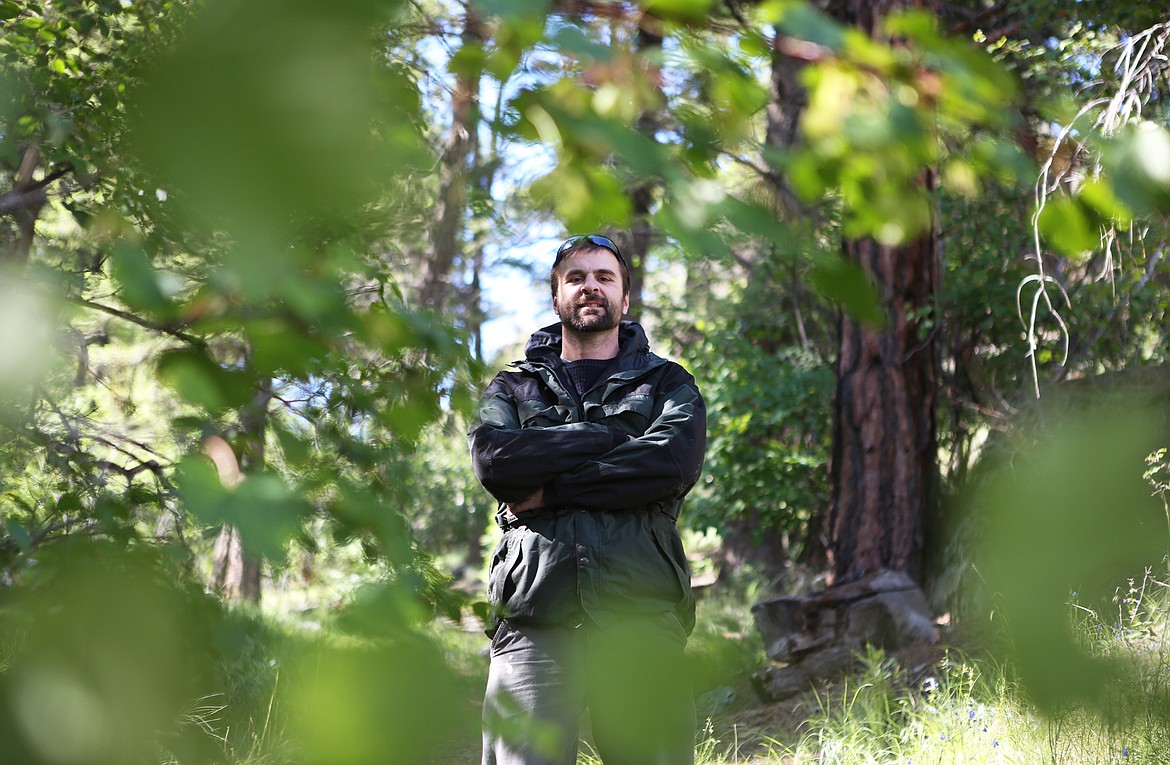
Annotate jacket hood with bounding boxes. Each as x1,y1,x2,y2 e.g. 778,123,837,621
524,320,651,370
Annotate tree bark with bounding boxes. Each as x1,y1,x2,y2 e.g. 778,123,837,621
826,227,939,584
210,377,273,605
623,185,651,322
2,145,50,265
211,525,260,603
716,511,790,588
615,21,663,323
419,6,482,312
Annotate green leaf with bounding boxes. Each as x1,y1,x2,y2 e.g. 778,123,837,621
246,318,329,377
471,0,549,24
126,0,421,245
547,24,614,62
4,543,216,765
717,197,796,257
225,473,309,564
173,455,232,526
738,30,772,58
447,42,487,79
531,162,631,232
977,403,1167,711
5,520,31,552
642,0,715,23
333,484,414,565
175,455,307,564
881,9,940,46
1076,178,1131,226
776,3,845,52
811,256,886,327
1100,122,1170,214
285,638,461,765
109,241,174,316
156,348,253,412
273,423,313,468
1037,196,1098,259
61,199,94,228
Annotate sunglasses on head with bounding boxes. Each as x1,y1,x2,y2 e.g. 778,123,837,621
555,234,625,265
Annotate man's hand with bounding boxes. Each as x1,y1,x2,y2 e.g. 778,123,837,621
507,487,544,514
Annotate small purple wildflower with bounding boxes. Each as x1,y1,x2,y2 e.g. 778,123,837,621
1122,748,1130,757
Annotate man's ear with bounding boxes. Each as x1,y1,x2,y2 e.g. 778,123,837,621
620,292,630,317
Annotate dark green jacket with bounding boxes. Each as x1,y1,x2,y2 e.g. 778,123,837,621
469,321,706,636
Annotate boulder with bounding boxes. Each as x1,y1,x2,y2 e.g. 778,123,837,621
750,569,938,701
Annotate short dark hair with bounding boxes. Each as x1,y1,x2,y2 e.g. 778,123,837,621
549,234,631,298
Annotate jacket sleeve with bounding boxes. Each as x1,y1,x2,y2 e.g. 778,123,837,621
541,366,706,511
468,376,628,503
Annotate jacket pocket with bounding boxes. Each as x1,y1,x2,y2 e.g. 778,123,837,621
493,523,580,625
650,520,696,634
649,522,691,599
488,534,520,605
517,398,571,428
596,394,653,436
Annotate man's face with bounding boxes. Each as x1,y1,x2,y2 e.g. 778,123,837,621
551,247,630,334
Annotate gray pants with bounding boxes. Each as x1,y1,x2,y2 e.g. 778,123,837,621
481,614,695,765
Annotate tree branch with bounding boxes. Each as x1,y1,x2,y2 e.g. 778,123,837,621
66,296,205,347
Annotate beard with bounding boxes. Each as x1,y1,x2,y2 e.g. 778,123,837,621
555,294,622,334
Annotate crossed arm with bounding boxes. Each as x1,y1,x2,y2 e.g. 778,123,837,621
468,370,706,514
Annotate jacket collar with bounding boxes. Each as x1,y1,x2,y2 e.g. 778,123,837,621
523,320,651,372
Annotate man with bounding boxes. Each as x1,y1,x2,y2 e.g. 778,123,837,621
469,234,707,765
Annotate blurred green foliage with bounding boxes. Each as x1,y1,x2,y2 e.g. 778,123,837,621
0,0,474,760
975,398,1170,711
0,0,1168,759
0,543,217,765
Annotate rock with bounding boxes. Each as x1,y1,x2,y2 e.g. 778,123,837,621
750,568,938,701
751,647,857,700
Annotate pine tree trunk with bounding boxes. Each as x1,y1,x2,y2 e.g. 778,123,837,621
826,231,939,583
